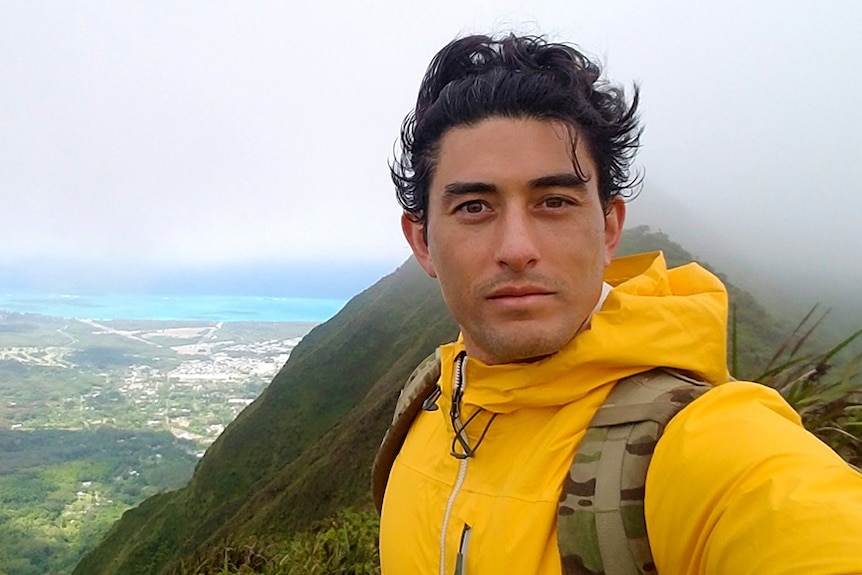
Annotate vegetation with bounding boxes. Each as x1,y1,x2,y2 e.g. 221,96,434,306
168,509,380,575
618,225,791,377
162,306,862,575
74,229,862,575
747,307,862,466
0,315,313,575
0,227,844,575
0,429,197,575
0,316,309,441
72,258,458,575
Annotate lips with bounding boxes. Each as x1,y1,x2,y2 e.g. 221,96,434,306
487,285,554,299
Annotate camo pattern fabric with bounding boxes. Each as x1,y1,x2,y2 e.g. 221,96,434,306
557,369,711,575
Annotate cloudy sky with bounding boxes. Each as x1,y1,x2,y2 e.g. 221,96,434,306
2,1,860,298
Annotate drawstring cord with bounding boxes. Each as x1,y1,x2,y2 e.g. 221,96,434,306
449,351,498,459
451,407,498,459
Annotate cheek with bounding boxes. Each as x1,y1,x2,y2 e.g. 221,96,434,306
432,257,466,297
429,238,469,279
430,252,477,310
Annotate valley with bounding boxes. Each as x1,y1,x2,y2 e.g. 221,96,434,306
0,311,317,575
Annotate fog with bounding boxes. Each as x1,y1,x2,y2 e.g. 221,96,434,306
1,2,860,317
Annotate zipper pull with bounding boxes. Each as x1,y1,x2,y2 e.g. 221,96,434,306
450,351,467,421
454,523,472,575
422,385,441,411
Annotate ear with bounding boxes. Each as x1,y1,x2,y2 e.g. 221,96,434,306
401,212,437,278
603,199,626,265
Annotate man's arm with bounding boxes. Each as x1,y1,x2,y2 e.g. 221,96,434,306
645,381,862,575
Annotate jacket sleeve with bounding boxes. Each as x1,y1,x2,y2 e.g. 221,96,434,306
645,381,862,575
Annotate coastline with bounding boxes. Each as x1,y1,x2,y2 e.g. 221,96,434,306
0,292,347,323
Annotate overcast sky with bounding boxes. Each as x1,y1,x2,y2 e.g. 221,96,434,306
2,1,860,298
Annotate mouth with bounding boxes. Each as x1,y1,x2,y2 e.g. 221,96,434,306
487,285,555,300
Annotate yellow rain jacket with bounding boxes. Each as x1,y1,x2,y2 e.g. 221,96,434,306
379,252,862,574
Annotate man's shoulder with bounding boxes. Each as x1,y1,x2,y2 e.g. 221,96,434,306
648,378,851,499
662,379,802,435
645,380,862,573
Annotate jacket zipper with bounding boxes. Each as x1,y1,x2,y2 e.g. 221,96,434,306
441,458,468,575
441,351,469,575
454,524,472,575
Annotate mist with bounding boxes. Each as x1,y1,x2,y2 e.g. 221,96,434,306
1,1,860,325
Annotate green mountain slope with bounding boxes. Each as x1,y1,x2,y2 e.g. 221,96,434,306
618,225,788,377
73,258,458,575
75,229,785,575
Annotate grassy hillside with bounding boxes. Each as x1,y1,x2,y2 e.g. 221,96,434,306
617,225,790,377
75,229,809,575
72,258,458,575
0,429,196,575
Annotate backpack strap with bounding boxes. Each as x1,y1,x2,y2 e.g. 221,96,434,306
372,350,441,513
371,356,712,575
557,369,711,575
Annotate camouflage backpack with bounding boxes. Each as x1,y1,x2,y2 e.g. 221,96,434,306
372,352,711,575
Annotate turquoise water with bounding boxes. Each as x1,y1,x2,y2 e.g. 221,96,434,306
0,292,347,323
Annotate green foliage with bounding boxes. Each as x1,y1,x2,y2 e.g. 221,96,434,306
73,258,457,575
616,225,695,268
0,361,98,406
618,225,791,377
169,509,380,575
70,346,135,368
0,429,197,575
745,308,862,466
0,313,315,574
0,312,73,347
76,238,862,575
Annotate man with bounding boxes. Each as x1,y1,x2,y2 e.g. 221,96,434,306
377,34,862,574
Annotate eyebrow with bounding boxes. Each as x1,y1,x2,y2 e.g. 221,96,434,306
440,172,591,207
443,181,498,196
443,172,590,198
528,172,590,190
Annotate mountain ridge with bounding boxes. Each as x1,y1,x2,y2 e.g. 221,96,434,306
73,257,458,575
74,228,794,575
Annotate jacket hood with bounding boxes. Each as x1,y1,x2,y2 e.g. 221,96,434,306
438,251,730,414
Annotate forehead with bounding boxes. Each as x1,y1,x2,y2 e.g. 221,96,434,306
430,117,596,188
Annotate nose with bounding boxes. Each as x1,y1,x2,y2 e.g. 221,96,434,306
494,208,540,272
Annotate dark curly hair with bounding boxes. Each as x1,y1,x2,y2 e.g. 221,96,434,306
391,34,642,226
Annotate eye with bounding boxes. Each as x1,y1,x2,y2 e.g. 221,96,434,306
541,196,574,209
455,200,488,214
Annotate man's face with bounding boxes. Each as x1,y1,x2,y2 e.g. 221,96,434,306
402,116,625,365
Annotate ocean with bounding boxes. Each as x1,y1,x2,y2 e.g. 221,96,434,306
0,292,347,323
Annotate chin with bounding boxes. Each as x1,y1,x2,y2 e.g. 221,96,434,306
481,334,572,365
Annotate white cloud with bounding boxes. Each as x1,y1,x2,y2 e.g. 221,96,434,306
0,1,859,292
